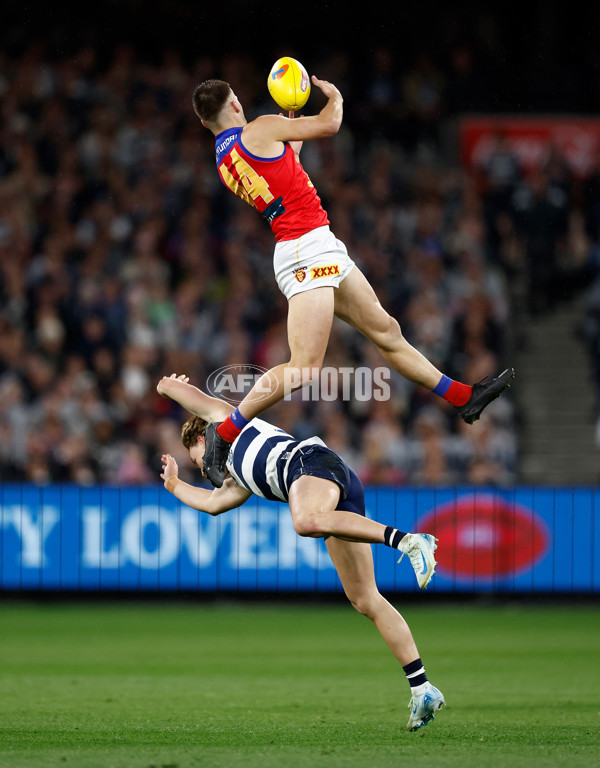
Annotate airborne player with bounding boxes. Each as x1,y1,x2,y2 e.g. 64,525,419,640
192,71,515,487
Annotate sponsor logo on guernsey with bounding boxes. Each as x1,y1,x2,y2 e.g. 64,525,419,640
263,196,285,223
216,135,236,154
215,131,239,164
311,264,340,279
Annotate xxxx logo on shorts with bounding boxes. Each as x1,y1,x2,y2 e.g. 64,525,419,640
293,265,307,282
311,264,340,279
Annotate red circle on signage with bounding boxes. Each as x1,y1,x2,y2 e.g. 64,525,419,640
417,495,549,580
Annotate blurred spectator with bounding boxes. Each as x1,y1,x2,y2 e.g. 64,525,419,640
0,33,536,488
445,44,487,115
579,276,600,414
401,50,445,153
511,168,569,314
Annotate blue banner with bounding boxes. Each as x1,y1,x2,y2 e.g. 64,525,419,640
1,485,598,593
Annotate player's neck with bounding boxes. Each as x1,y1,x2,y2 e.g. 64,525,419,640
215,116,247,135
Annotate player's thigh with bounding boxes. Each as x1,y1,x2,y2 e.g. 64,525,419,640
334,266,397,341
287,286,335,367
325,537,379,607
288,474,340,522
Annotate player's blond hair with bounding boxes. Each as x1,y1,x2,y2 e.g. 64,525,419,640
180,415,208,450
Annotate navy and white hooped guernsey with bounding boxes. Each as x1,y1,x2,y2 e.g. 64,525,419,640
225,418,325,502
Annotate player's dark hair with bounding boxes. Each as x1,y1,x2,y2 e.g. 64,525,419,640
192,79,231,125
181,415,208,449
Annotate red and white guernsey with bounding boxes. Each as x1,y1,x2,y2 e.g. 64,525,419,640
215,127,329,242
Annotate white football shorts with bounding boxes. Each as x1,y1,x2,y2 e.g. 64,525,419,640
273,225,356,300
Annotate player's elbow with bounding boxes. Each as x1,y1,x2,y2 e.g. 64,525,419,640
321,118,341,137
182,493,224,517
204,499,227,516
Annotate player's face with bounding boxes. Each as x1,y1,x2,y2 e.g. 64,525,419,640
189,436,206,472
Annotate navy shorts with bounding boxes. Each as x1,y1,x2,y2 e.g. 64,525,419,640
285,444,365,517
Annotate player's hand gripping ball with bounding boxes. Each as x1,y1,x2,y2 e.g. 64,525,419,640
267,57,311,112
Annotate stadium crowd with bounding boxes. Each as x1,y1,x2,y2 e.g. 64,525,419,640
0,31,599,487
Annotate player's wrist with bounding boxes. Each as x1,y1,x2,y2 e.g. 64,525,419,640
165,475,180,493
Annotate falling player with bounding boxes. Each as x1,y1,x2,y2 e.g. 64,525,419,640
158,373,446,731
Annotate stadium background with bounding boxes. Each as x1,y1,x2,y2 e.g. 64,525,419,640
1,1,600,591
1,4,600,767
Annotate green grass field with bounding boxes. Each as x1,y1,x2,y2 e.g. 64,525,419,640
0,600,598,768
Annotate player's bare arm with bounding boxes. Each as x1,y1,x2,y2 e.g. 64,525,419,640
161,453,252,514
242,77,343,156
157,374,234,423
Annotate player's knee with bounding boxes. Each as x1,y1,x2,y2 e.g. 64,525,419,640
287,359,323,380
348,589,382,620
381,315,404,350
284,363,322,394
371,313,403,353
292,512,325,538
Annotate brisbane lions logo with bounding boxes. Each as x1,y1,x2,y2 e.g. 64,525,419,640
293,266,307,283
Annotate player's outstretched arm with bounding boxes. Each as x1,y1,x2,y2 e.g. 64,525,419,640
157,374,234,422
244,76,343,149
161,454,252,514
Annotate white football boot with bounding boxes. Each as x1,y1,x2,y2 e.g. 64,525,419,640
406,682,445,731
398,533,438,589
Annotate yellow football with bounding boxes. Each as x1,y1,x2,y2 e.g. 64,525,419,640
267,57,311,112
